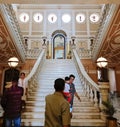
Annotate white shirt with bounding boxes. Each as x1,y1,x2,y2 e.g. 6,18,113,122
18,78,28,100
64,83,70,93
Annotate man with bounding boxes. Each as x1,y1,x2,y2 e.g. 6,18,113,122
44,78,71,127
1,78,23,127
69,74,81,110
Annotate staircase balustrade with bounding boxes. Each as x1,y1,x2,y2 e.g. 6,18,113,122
72,49,111,122
26,48,46,94
77,49,92,59
26,49,42,59
72,49,100,107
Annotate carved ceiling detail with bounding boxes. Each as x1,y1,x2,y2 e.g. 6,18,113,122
98,6,120,67
0,14,22,66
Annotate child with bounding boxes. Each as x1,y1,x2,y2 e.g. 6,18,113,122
63,76,71,103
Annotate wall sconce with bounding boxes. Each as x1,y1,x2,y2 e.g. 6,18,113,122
90,37,94,47
71,36,76,45
8,57,19,68
42,36,47,46
97,57,108,82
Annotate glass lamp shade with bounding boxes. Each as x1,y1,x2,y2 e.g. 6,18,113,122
8,57,19,67
97,57,108,68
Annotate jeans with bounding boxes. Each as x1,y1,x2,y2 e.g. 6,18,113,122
5,116,21,127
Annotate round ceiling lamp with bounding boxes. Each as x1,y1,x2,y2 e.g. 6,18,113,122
97,57,108,68
8,57,19,67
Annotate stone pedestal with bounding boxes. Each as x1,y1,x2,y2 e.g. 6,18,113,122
98,82,109,121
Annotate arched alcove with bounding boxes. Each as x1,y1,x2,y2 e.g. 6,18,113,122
52,30,67,59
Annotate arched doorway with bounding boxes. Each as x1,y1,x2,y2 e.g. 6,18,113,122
53,34,65,59
52,30,67,59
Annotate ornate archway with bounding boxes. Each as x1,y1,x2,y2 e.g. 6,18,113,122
52,30,67,59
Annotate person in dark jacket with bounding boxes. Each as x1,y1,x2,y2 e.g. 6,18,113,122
1,78,23,127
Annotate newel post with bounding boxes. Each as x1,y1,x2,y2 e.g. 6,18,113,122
98,82,109,120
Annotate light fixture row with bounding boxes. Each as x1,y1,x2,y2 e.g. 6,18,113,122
19,13,100,24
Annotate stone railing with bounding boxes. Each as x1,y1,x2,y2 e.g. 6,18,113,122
77,49,92,59
25,48,46,93
0,4,26,61
72,48,99,107
26,49,43,59
72,48,110,121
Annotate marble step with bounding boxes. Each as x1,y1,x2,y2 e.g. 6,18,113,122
72,112,100,119
22,112,44,119
26,96,89,102
73,102,94,107
22,112,100,119
24,106,99,113
21,118,105,127
28,92,83,97
71,119,106,127
73,107,100,113
21,118,44,126
25,101,94,107
24,105,45,111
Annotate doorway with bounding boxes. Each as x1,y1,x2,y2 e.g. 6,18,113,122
53,34,65,59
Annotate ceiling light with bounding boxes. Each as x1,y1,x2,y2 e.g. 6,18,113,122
8,57,19,67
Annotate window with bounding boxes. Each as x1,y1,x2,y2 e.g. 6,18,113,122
48,14,57,23
76,13,85,23
62,14,71,23
90,13,100,23
19,13,29,23
33,13,43,23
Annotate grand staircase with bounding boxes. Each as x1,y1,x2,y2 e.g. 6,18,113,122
21,59,106,127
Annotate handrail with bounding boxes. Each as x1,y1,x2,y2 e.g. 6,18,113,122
73,49,99,91
72,48,100,106
26,49,42,59
26,48,46,82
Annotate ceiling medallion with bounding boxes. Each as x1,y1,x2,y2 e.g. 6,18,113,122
19,13,29,23
48,14,57,23
76,13,85,23
90,13,100,23
62,14,71,23
33,13,43,23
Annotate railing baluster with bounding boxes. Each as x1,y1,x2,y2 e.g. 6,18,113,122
94,89,98,107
